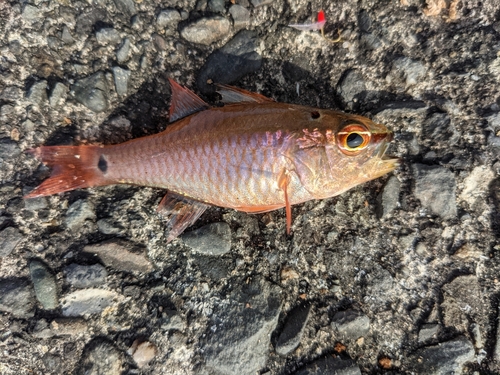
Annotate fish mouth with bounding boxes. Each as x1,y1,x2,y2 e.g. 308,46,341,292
374,139,400,175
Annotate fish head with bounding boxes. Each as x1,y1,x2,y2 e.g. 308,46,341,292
292,112,398,199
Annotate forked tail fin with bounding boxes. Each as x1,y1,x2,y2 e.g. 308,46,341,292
25,145,114,198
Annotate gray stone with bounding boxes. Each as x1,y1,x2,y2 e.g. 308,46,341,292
96,28,121,45
112,66,131,97
250,0,273,7
418,323,440,343
0,138,20,169
229,5,250,30
0,226,23,257
113,0,136,17
83,240,152,273
65,263,108,288
275,303,312,356
30,260,58,310
1,86,23,101
33,318,88,339
61,26,74,44
182,222,231,255
27,80,48,105
336,70,366,110
391,57,427,88
64,199,96,230
49,82,68,107
422,113,459,147
22,4,42,20
208,0,226,13
130,341,157,368
77,339,125,375
61,288,122,317
197,30,262,94
294,356,361,375
201,277,282,374
180,16,231,45
161,311,186,331
0,278,35,318
331,310,370,340
97,219,124,234
116,38,131,64
407,336,474,374
376,176,401,218
71,72,109,112
412,164,457,219
24,195,48,210
156,9,181,29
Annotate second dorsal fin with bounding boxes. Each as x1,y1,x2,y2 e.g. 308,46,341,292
215,84,275,104
168,78,209,123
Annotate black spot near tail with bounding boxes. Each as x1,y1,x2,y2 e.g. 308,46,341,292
98,155,107,173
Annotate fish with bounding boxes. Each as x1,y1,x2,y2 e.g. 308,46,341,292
25,79,398,242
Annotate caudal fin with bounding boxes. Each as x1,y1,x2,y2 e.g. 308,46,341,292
25,145,113,198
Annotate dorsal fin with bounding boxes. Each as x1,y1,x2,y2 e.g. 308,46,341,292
215,84,275,104
168,78,209,122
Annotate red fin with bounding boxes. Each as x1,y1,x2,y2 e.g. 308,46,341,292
215,84,275,104
317,10,325,23
168,78,209,122
157,192,210,243
278,170,292,235
25,146,112,198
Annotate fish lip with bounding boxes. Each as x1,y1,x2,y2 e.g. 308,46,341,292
375,138,400,171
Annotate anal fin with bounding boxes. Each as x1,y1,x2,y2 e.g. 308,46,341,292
157,192,210,243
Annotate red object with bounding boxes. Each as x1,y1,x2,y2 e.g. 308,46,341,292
317,10,325,23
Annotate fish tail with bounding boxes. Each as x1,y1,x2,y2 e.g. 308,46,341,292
25,145,113,198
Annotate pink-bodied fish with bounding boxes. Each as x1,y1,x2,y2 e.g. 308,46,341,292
26,80,398,241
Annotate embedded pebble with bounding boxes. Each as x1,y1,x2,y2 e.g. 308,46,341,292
61,26,74,44
459,166,494,207
61,288,122,317
64,199,96,230
422,113,459,146
208,0,226,13
27,80,48,105
22,4,42,20
129,340,158,368
331,310,370,340
96,28,121,45
113,0,136,17
112,66,131,97
181,222,231,255
83,240,153,273
275,303,312,356
180,16,231,45
97,218,124,234
116,38,131,64
0,226,23,257
412,164,457,219
78,339,125,375
250,0,273,7
197,30,262,94
390,57,427,88
376,175,401,218
30,260,58,310
407,336,474,374
65,263,108,288
161,311,185,331
156,9,181,29
71,71,109,112
418,323,440,343
229,5,250,30
49,82,68,107
200,277,281,374
33,318,88,338
0,278,36,318
336,70,366,110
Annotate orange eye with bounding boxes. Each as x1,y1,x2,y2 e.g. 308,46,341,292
337,124,371,154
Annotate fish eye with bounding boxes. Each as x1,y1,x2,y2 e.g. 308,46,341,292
346,133,363,148
337,124,371,155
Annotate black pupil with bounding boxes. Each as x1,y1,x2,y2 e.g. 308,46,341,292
346,133,363,148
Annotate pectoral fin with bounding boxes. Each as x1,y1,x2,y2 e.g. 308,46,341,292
157,192,210,242
278,169,292,235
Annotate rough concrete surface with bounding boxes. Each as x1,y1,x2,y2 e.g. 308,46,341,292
1,0,500,374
